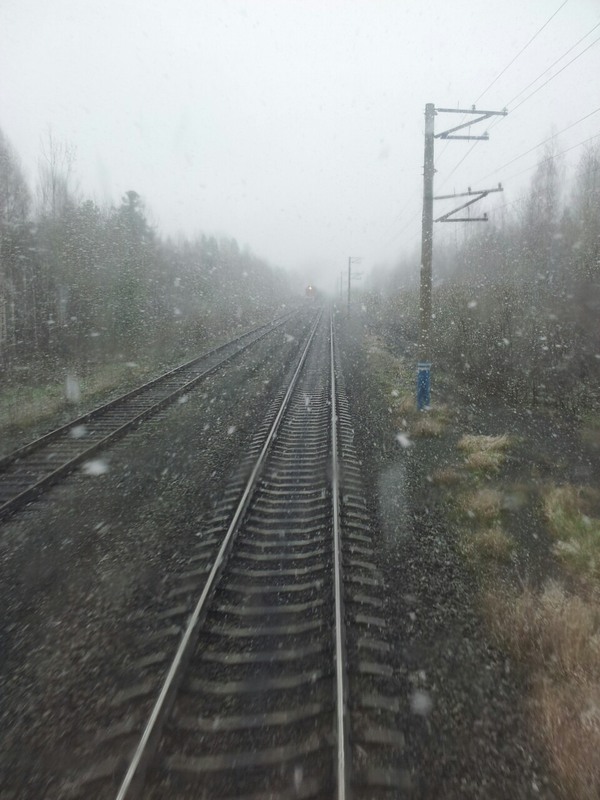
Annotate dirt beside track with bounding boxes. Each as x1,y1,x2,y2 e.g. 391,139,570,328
337,312,556,799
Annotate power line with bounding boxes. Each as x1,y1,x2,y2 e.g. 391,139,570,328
503,131,600,182
474,0,569,104
436,1,570,168
475,106,600,184
510,33,600,114
506,21,600,110
437,141,479,190
381,207,421,250
442,27,600,191
437,23,600,189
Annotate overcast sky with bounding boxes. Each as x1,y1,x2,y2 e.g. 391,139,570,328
1,0,599,290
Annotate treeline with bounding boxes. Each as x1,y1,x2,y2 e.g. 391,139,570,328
0,129,290,375
368,141,600,414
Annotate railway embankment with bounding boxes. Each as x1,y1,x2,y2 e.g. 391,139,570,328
339,310,599,799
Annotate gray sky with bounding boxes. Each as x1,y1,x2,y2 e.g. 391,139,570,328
1,0,599,290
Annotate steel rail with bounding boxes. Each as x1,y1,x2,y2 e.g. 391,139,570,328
0,311,298,522
114,309,323,800
330,313,350,800
0,310,296,472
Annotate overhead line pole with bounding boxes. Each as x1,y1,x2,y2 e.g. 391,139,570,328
348,257,351,313
347,257,361,315
418,103,435,411
417,103,507,411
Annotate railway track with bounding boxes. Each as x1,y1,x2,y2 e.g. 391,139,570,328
0,311,299,522
67,310,405,799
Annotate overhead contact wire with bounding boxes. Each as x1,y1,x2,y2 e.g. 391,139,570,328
474,0,569,104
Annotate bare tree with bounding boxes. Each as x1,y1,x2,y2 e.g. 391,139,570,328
36,129,77,219
0,129,32,362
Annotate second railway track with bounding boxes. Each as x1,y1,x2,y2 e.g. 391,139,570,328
0,311,300,522
68,310,406,800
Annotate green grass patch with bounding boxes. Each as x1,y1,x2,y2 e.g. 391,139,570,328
0,360,154,438
542,485,600,584
581,411,600,449
364,334,450,437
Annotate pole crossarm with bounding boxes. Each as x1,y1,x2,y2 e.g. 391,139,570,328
416,101,507,409
434,185,503,223
434,107,508,140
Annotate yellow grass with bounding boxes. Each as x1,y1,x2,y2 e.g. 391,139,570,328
534,678,600,800
460,525,515,564
431,467,463,486
484,582,600,798
411,414,446,437
458,433,511,453
458,488,503,522
457,433,511,471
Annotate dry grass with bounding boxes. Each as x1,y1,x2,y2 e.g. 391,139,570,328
458,433,511,453
411,413,446,437
458,488,503,522
484,582,600,798
542,485,600,583
460,525,515,564
464,449,505,470
485,582,600,678
448,431,600,796
396,393,417,415
431,467,464,486
534,678,600,800
457,433,511,471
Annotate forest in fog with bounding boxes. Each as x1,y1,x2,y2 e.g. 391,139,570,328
0,129,290,380
2,122,599,417
369,141,600,413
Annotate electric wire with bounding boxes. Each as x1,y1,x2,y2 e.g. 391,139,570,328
390,8,599,258
381,207,421,250
436,1,569,168
474,0,569,104
481,131,600,220
437,24,600,191
505,21,600,110
502,131,600,183
475,106,600,184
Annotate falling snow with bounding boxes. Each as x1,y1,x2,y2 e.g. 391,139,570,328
70,425,87,439
396,433,413,449
82,459,109,475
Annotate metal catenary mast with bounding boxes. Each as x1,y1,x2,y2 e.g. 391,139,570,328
418,103,507,410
